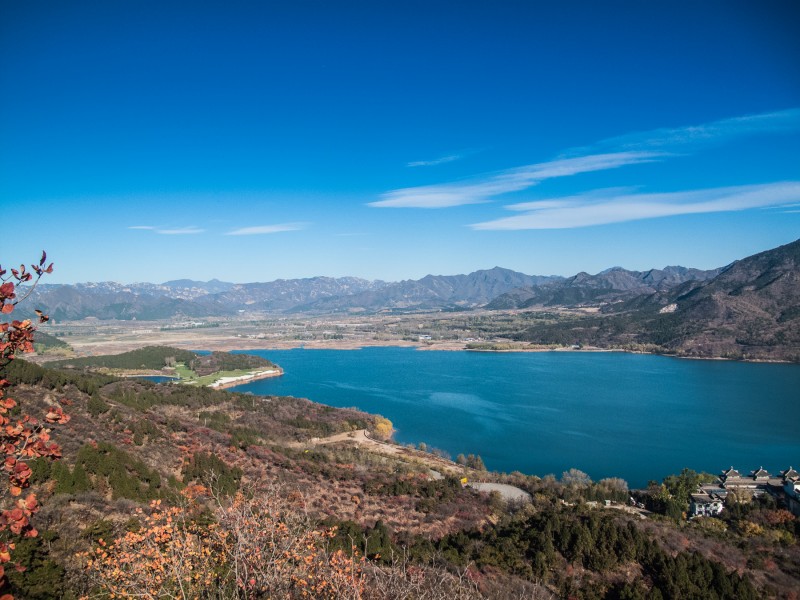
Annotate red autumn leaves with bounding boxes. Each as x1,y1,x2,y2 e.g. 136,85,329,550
0,252,65,598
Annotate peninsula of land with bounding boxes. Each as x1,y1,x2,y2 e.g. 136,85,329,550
46,346,283,389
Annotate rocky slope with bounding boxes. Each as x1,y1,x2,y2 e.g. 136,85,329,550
516,238,800,361
486,266,721,309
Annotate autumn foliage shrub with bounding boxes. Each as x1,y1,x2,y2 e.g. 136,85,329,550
80,482,488,600
372,416,393,441
81,484,366,599
0,253,69,597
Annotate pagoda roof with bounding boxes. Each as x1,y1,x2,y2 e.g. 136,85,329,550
721,466,741,479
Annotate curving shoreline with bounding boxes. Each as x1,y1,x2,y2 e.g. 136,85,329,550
208,367,284,389
37,331,795,366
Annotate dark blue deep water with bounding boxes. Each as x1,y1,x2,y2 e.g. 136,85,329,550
229,348,800,488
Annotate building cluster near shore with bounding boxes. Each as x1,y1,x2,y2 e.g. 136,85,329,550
690,466,800,517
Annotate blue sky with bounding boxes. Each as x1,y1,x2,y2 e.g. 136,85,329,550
1,1,799,284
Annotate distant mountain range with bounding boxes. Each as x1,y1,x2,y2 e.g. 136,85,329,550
23,239,800,362
486,266,721,309
289,268,561,313
26,277,388,321
515,238,800,361
26,268,564,320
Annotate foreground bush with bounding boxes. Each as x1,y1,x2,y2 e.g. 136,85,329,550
81,484,364,599
80,482,491,600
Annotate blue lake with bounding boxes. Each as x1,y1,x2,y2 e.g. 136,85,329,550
136,375,178,383
228,347,800,488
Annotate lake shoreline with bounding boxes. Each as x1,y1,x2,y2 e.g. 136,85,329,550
209,367,284,389
226,346,800,489
36,334,795,366
226,341,795,365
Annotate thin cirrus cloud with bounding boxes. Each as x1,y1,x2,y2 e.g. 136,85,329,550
373,108,800,210
576,107,800,154
470,181,800,230
157,227,205,235
407,154,463,168
128,225,204,235
369,151,661,208
225,223,307,236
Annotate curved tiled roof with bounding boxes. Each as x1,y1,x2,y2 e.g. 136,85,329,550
780,466,799,480
721,466,741,479
751,466,770,479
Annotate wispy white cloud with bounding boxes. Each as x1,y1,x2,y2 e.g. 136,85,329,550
407,154,463,168
374,108,799,211
370,152,660,208
129,225,204,234
226,223,307,236
572,108,800,155
156,226,205,235
471,182,800,230
505,187,640,212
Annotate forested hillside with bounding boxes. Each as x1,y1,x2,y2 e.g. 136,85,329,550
51,345,278,378
1,358,797,598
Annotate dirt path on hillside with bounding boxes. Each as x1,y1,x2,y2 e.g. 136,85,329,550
311,429,402,455
300,429,463,475
469,482,532,502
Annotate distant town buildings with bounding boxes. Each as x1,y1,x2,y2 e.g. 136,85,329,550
689,466,800,517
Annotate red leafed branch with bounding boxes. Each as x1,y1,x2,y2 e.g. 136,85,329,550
0,252,66,596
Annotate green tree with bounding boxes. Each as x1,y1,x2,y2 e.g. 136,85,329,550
365,520,395,562
3,531,66,599
87,392,110,417
182,452,242,496
72,463,90,493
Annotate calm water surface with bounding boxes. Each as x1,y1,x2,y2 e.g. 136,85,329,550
137,375,178,383
229,348,800,487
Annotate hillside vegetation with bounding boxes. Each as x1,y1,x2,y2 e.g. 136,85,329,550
51,346,198,370
51,346,280,385
1,358,798,598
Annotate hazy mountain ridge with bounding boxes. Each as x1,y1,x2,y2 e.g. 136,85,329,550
161,278,236,295
517,238,800,361
486,265,722,309
23,243,797,340
292,267,562,312
28,276,388,320
219,276,390,311
26,269,563,319
26,284,232,321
